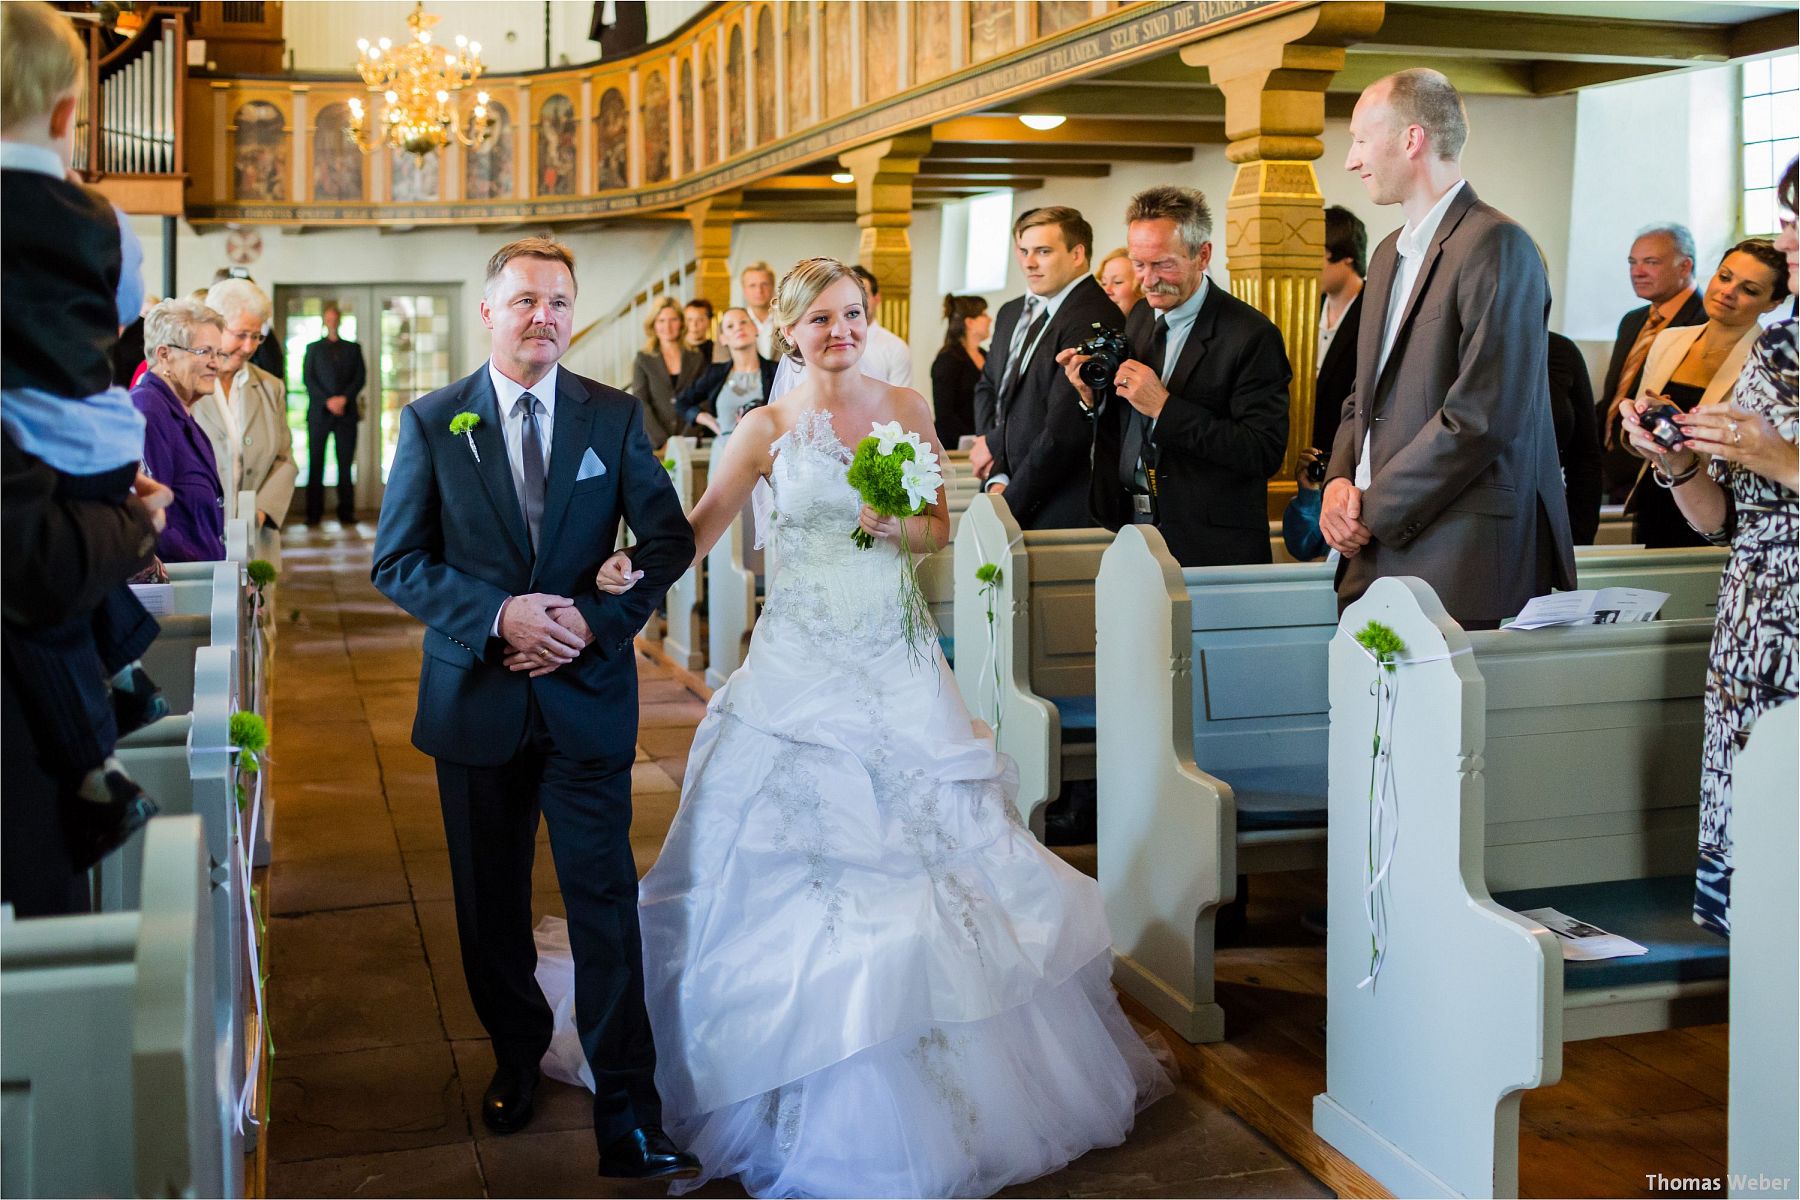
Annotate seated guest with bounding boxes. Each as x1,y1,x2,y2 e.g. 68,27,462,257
630,296,705,448
683,297,719,364
1600,223,1706,502
1313,205,1366,453
1618,158,1797,937
1094,246,1143,318
132,298,228,562
929,294,990,449
1625,238,1788,547
199,277,296,562
1061,186,1291,567
674,306,776,436
1548,329,1603,544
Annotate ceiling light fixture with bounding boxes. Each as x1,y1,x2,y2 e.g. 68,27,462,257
1019,114,1067,131
347,1,494,157
831,172,854,184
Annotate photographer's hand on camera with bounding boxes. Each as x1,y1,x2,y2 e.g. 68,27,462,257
1056,348,1098,411
1111,359,1169,419
1296,447,1326,493
1620,397,1698,481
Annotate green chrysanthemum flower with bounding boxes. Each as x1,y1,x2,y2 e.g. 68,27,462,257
1354,620,1408,667
975,562,1002,585
246,559,277,588
449,412,480,435
230,711,270,761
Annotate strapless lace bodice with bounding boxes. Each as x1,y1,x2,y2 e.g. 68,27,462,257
759,410,913,652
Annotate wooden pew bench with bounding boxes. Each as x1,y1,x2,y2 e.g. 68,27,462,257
1,815,225,1198
1312,576,1723,1199
661,436,711,671
1096,530,1728,1043
952,494,1114,834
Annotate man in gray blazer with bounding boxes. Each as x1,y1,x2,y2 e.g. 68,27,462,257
1321,69,1574,628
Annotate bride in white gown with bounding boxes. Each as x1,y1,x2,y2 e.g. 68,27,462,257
537,258,1170,1198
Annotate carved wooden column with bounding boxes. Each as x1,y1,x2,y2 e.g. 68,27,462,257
687,189,742,316
1181,2,1383,481
839,131,932,337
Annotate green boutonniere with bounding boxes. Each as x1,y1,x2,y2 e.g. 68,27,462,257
449,412,482,462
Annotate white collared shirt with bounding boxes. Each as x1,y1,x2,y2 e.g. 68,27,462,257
1357,178,1466,491
1153,276,1209,383
0,141,66,179
983,272,1091,492
213,367,250,492
750,310,777,359
487,359,560,636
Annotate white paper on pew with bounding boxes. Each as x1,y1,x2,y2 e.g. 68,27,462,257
129,582,175,615
1517,906,1649,961
1506,587,1669,630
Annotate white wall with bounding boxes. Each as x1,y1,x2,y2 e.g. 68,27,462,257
281,1,600,74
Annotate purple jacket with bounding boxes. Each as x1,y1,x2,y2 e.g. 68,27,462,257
131,371,226,562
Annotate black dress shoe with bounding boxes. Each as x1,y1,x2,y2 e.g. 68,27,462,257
597,1125,701,1181
481,1065,539,1135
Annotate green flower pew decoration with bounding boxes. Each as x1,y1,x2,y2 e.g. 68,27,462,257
976,562,1005,735
228,708,275,1129
245,558,277,592
229,711,270,813
449,411,482,462
1352,619,1408,989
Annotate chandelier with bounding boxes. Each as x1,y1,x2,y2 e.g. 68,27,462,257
346,1,494,157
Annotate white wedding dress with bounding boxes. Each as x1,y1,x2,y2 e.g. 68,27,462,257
535,411,1170,1198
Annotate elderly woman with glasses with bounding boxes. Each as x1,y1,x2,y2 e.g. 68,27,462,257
199,278,296,563
130,298,228,562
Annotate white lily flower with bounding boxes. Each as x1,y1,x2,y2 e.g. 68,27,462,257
901,457,942,511
870,420,908,456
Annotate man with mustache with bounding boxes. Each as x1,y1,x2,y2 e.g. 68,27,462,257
372,237,700,1181
1060,185,1291,567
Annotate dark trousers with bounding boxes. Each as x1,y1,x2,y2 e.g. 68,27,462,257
306,412,359,522
3,586,159,776
434,694,660,1144
1,663,89,916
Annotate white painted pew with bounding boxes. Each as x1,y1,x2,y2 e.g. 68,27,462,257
1312,576,1722,1199
952,494,1114,834
1,815,225,1198
1729,699,1798,1200
662,437,711,671
1097,532,1728,1043
142,561,241,715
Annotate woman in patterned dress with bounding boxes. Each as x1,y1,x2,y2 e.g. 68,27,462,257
1621,157,1799,936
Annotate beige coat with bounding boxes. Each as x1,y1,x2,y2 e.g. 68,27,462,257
193,362,297,565
1634,320,1762,411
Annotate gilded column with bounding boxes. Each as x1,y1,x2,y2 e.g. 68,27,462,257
839,131,932,338
687,189,742,316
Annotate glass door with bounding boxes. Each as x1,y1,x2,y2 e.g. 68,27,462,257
375,289,458,488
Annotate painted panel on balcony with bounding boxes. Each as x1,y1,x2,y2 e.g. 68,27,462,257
726,24,746,157
823,2,852,118
465,101,513,199
913,1,950,85
233,100,286,202
537,93,577,196
596,86,629,188
312,102,362,202
970,1,1017,62
753,6,776,143
864,2,898,102
680,60,696,174
1038,2,1092,35
785,2,812,130
701,43,719,165
391,145,440,202
644,70,671,183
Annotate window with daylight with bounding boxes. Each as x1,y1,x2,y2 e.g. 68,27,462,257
937,190,1015,296
1741,53,1799,236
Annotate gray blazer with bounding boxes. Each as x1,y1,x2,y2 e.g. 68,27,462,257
1326,183,1575,625
193,362,298,564
629,347,705,446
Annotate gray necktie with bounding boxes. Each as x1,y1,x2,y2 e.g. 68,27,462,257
515,393,546,550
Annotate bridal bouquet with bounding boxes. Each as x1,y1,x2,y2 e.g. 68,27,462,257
846,420,944,661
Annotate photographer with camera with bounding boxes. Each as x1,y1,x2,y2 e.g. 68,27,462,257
1058,186,1291,567
970,206,1122,530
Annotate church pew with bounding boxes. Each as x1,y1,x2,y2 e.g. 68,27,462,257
141,561,242,715
1728,699,1798,1199
1096,532,1729,1043
1,815,226,1199
952,494,1114,835
1311,576,1721,1199
662,436,711,671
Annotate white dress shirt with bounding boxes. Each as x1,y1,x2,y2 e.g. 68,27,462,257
488,359,559,636
984,272,1089,491
751,310,777,359
1356,178,1465,492
766,319,915,402
213,367,250,493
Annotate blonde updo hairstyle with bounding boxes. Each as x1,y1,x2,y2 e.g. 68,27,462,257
769,257,869,364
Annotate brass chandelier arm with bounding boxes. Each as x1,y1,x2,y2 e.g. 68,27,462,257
344,0,495,158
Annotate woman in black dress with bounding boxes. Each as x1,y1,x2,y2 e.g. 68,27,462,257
929,294,990,449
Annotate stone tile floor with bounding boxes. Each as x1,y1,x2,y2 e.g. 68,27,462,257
264,524,1328,1199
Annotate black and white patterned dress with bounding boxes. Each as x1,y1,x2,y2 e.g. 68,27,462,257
1695,317,1798,937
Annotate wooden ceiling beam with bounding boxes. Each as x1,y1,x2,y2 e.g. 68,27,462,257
931,116,1223,146
918,159,1109,178
1530,60,1685,95
992,84,1225,118
747,175,853,192
1732,12,1800,59
928,141,1194,164
1370,2,1737,65
911,173,1048,190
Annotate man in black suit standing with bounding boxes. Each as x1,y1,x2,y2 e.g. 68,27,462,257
1597,223,1706,502
1312,205,1367,453
1060,186,1291,567
301,301,366,524
372,238,700,1182
969,206,1123,529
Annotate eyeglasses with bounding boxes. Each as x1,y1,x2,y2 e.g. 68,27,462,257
227,328,267,345
170,344,225,363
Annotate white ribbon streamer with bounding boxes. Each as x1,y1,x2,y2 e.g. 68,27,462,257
234,758,268,1133
966,520,1023,733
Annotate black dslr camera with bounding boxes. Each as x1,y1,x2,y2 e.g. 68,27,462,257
1077,324,1131,392
1639,402,1687,452
1305,449,1330,484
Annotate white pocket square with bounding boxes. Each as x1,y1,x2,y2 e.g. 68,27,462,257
576,447,607,481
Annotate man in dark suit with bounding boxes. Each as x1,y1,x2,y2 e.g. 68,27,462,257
1059,186,1291,567
1312,205,1366,453
1320,69,1574,629
301,301,366,524
1597,224,1706,502
969,206,1123,529
372,238,700,1182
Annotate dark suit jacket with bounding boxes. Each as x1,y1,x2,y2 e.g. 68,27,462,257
1,169,121,400
1548,332,1602,545
1090,287,1291,567
1312,291,1362,452
1326,183,1576,625
629,347,706,446
674,356,778,427
929,342,982,448
1597,289,1707,501
302,337,367,421
976,276,1123,528
372,365,694,768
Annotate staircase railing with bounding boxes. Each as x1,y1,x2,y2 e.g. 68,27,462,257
562,230,697,390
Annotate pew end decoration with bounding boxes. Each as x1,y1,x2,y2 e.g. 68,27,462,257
1351,619,1407,990
975,561,1005,734
846,421,943,660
